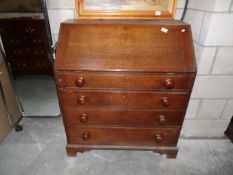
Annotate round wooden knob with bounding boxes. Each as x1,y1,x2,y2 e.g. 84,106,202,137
161,97,170,107
78,96,86,105
75,77,85,87
80,114,88,123
165,79,174,89
82,132,90,141
158,115,166,124
154,134,163,143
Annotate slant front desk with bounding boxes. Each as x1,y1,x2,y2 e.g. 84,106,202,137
55,19,196,158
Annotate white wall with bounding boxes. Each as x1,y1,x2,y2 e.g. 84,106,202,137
181,0,233,138
46,0,233,138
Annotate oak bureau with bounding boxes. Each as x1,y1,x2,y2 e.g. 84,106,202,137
55,19,196,158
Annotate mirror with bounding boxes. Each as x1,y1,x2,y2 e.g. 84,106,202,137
0,0,60,117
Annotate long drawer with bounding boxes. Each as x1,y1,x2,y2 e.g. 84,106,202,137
9,59,50,74
66,126,180,146
2,34,47,47
60,90,189,110
56,72,195,91
62,107,184,127
6,47,48,59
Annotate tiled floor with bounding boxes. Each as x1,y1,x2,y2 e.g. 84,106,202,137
0,118,233,175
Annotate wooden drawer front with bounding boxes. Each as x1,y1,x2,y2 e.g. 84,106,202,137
62,108,184,127
6,47,47,59
1,35,26,47
5,48,25,58
66,127,179,146
9,59,50,73
63,73,195,91
60,90,189,110
2,35,46,47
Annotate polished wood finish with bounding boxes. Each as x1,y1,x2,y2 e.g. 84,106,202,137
76,0,177,20
55,19,196,158
55,20,196,73
60,90,189,109
0,18,53,75
66,127,179,146
62,108,184,127
58,72,195,91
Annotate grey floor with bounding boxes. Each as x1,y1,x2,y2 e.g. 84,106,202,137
15,75,60,116
0,118,233,175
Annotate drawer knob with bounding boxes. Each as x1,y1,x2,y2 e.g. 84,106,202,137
75,77,85,87
158,115,166,124
161,97,170,107
80,114,88,123
165,79,174,89
154,134,163,143
78,96,86,105
82,132,90,141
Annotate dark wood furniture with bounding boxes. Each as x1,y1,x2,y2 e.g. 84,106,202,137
55,19,196,158
0,18,53,75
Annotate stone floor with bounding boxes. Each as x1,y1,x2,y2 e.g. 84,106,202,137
15,75,60,117
0,118,233,175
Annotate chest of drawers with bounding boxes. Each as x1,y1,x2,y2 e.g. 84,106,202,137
0,18,53,75
55,19,196,158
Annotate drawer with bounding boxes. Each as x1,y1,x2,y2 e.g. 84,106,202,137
62,107,184,127
6,47,48,59
5,48,26,58
66,126,180,146
9,59,50,73
1,34,46,47
59,72,195,91
59,90,189,110
1,35,26,47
